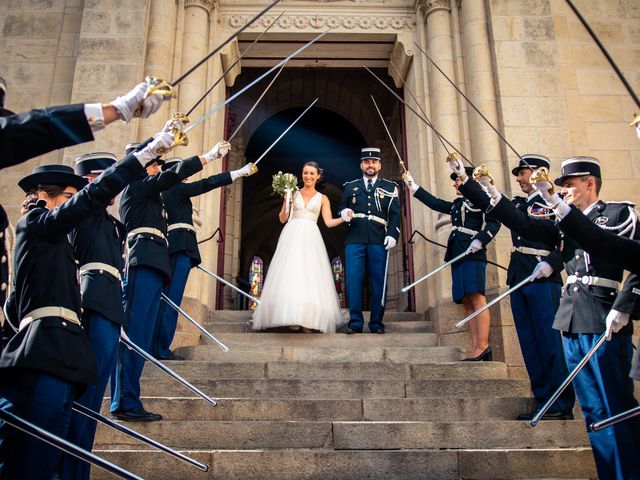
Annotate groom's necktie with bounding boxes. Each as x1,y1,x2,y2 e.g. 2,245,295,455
367,179,373,192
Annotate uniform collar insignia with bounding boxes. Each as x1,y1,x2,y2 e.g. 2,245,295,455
594,216,609,225
353,186,359,191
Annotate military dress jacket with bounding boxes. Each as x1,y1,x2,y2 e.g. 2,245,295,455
0,104,93,171
489,197,640,335
0,205,9,304
162,172,232,266
0,153,145,384
69,211,127,326
338,178,401,245
119,156,203,279
413,186,501,263
459,180,563,286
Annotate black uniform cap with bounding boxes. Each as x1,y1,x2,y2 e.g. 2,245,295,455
553,156,601,186
19,164,88,193
511,154,551,176
75,152,116,176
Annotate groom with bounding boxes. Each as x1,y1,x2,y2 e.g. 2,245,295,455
339,147,401,334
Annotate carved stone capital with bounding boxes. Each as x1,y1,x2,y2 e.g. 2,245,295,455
184,0,217,13
224,13,415,32
415,0,450,17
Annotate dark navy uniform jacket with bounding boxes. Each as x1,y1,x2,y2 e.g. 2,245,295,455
162,172,232,266
0,205,8,304
412,186,501,263
338,178,401,245
0,104,93,170
69,211,127,326
0,153,145,385
459,180,563,285
490,196,640,335
119,156,203,280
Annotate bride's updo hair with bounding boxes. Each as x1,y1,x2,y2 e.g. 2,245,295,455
303,161,323,180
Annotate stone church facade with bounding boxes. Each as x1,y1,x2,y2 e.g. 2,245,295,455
1,0,639,377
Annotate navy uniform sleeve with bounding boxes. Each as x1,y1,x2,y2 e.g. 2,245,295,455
387,185,401,241
544,249,564,275
473,214,500,247
413,186,453,215
0,104,93,170
137,155,204,195
608,206,640,316
459,179,490,212
179,172,233,198
559,207,640,275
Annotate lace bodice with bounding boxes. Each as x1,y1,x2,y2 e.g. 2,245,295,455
290,191,322,222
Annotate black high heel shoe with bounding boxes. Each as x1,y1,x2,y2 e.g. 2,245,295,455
463,346,492,362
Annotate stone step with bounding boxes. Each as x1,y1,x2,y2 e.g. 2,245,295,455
140,360,509,381
94,420,589,450
205,320,434,334
92,448,597,480
174,345,462,363
208,310,426,323
133,378,530,399
193,332,439,347
100,396,534,422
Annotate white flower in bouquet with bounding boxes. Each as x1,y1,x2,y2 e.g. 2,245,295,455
271,171,299,197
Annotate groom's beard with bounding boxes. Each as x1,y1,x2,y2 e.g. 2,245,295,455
363,168,378,177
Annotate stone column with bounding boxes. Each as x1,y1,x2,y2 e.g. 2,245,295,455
137,0,178,142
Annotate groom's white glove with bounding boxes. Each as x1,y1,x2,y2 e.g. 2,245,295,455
384,236,397,250
466,239,483,254
605,309,629,341
340,209,353,223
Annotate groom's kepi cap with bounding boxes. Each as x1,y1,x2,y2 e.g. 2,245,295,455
361,147,381,161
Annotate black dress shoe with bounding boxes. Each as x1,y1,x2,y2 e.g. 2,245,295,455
112,408,163,422
518,410,573,421
462,346,492,362
156,354,185,361
516,412,534,421
345,327,363,334
370,329,385,334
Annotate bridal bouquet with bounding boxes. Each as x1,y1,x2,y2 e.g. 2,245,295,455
272,171,299,215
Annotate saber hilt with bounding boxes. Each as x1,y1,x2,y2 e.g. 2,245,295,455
531,332,607,427
72,402,209,472
160,293,229,352
134,76,175,118
0,398,142,480
155,112,190,156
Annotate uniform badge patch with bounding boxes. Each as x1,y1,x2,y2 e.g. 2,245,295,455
353,187,359,191
594,217,609,226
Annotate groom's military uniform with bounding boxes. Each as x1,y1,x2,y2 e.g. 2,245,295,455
339,148,401,333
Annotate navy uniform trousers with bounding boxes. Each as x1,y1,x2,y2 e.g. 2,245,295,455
345,243,387,331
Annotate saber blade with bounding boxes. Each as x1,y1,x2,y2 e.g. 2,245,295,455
72,402,209,472
589,405,640,432
370,95,406,173
196,265,261,305
253,98,318,166
120,330,218,407
161,293,229,352
401,250,470,293
531,332,607,427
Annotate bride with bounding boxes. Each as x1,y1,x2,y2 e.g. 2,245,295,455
252,161,346,333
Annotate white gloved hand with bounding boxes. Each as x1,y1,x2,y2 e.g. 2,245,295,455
230,163,255,181
403,172,419,193
476,176,501,203
134,130,174,167
605,309,630,341
203,140,232,163
111,82,147,122
530,261,553,281
532,179,557,204
448,156,466,179
340,209,353,223
384,236,397,250
467,239,483,254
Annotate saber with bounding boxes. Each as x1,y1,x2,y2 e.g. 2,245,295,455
72,402,208,472
0,399,142,480
531,332,607,427
381,251,390,307
589,405,640,432
565,0,640,111
456,274,533,329
228,61,288,141
185,29,330,134
370,95,406,174
119,330,218,407
197,264,261,305
172,0,281,86
186,11,285,117
401,250,470,293
363,66,474,167
253,98,318,166
160,293,229,352
413,41,525,162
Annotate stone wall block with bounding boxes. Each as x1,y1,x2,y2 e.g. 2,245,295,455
523,16,555,41
490,0,551,16
7,0,65,12
114,10,146,34
522,42,557,67
78,37,144,61
4,39,59,61
80,10,111,34
3,14,62,38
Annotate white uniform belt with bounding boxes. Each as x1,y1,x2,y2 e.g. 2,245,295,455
20,306,80,331
352,213,388,226
452,226,478,236
80,262,121,281
510,246,552,257
167,223,196,233
566,275,620,290
127,227,166,240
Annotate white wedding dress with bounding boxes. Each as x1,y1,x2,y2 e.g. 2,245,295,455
251,191,346,333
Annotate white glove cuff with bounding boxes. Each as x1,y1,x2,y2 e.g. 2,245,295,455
84,103,105,132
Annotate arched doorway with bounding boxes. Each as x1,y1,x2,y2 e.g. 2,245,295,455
240,107,366,277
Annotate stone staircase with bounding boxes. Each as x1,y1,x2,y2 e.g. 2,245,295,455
93,311,597,479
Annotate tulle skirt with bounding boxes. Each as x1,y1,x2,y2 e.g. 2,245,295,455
251,217,346,332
